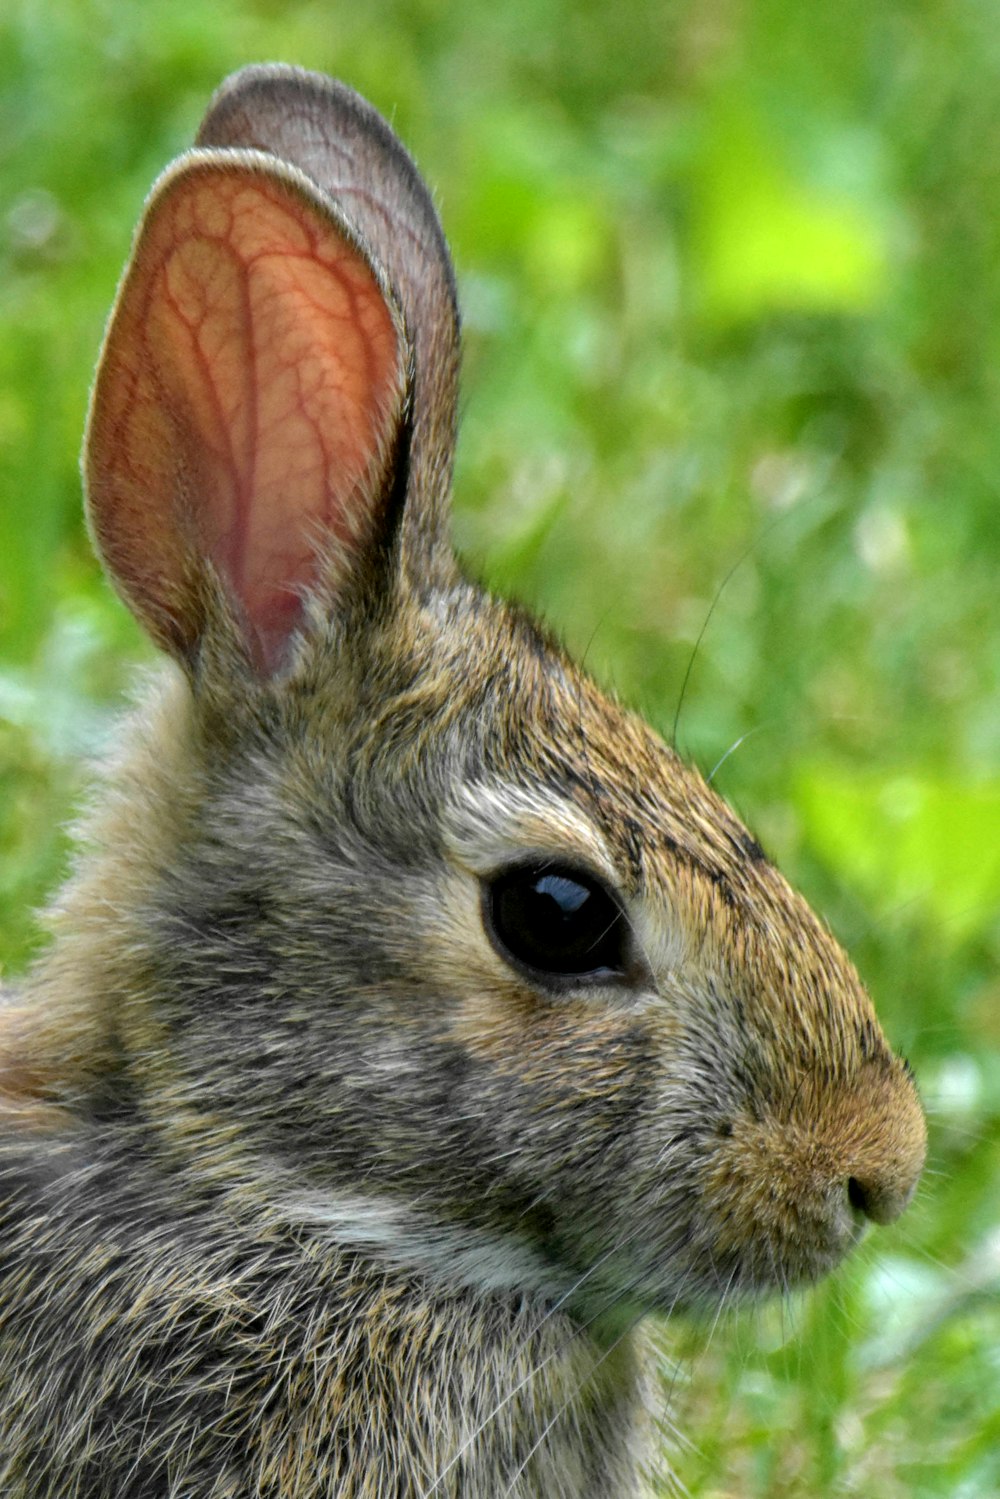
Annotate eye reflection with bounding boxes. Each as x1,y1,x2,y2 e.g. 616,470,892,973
484,863,629,983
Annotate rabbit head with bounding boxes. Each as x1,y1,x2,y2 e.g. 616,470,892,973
52,64,925,1321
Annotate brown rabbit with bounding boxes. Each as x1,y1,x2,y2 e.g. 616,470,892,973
0,65,925,1498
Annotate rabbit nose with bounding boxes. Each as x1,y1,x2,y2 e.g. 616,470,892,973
836,1054,927,1228
846,1168,918,1226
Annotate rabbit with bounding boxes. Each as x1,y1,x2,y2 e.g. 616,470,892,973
0,63,926,1499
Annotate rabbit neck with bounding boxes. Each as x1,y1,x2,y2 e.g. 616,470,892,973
0,1098,654,1497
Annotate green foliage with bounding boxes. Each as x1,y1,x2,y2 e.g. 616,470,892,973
1,1,997,1493
796,767,1000,946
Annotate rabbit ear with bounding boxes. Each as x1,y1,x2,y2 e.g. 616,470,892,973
84,151,409,677
195,65,460,585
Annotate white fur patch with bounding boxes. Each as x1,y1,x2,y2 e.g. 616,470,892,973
444,781,617,882
280,1187,570,1298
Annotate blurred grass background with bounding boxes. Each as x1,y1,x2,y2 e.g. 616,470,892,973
1,1,998,1494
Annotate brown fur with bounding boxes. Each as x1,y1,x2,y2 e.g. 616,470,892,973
0,65,924,1498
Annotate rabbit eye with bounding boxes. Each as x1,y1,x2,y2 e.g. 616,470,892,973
484,863,629,984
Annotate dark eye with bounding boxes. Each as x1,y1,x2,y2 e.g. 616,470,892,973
484,863,629,984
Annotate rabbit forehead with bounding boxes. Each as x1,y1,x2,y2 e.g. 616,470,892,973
400,601,779,900
453,648,879,1048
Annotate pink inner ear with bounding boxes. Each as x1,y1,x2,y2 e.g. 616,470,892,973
87,160,405,674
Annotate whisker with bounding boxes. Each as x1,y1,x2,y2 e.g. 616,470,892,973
499,1266,706,1499
419,1231,710,1497
498,1307,648,1497
672,506,802,748
418,1240,646,1496
706,725,766,785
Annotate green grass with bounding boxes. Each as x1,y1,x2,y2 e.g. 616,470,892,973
2,2,998,1493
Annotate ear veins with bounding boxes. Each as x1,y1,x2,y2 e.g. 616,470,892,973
195,67,461,573
86,154,406,676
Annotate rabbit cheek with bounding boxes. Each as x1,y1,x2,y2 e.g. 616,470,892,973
445,991,662,1220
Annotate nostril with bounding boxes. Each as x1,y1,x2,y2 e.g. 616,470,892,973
846,1172,917,1226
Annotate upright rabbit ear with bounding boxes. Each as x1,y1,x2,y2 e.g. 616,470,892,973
84,153,409,677
195,64,460,586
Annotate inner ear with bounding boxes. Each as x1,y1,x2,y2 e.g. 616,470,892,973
84,150,410,677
